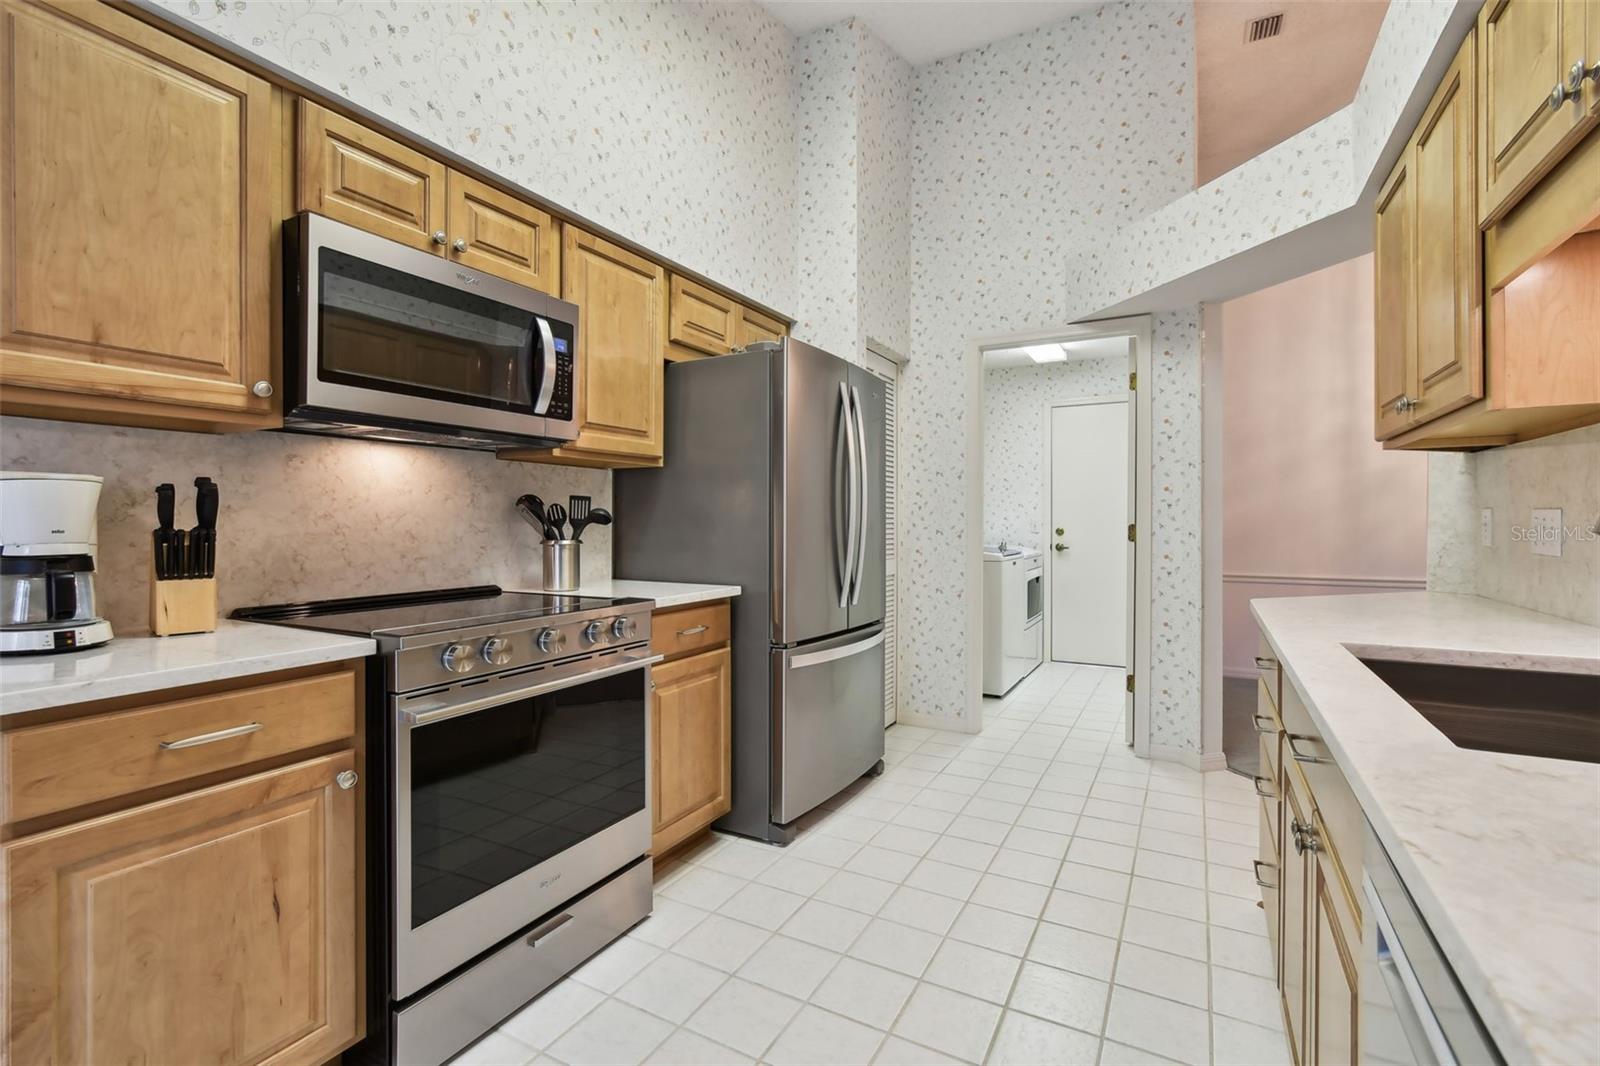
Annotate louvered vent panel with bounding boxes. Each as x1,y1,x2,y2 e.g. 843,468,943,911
865,351,899,727
1245,12,1283,42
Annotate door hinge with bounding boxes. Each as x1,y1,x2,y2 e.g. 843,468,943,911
1126,673,1134,693
1127,523,1135,542
1128,371,1137,390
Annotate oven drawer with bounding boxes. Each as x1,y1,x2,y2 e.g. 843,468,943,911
651,600,730,661
393,858,653,1066
2,666,358,823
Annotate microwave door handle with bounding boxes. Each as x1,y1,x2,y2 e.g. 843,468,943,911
400,652,664,728
532,316,557,415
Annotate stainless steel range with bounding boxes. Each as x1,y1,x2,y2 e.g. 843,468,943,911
234,586,657,1065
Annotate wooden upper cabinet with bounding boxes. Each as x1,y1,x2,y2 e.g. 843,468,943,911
3,752,359,1066
1373,156,1416,440
650,645,732,855
1478,0,1596,224
298,99,447,253
0,0,275,428
1588,0,1600,116
667,275,739,359
504,227,665,465
446,172,559,295
1411,38,1483,424
736,304,789,350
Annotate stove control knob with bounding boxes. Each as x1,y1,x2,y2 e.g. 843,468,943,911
535,628,565,654
481,636,512,666
583,620,605,645
440,642,475,674
611,616,635,640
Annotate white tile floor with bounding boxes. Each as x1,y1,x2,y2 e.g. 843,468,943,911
450,662,1292,1066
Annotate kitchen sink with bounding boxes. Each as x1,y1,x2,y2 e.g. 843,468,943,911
1360,658,1600,764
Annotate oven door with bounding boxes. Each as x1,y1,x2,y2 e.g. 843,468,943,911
391,649,658,998
291,212,577,445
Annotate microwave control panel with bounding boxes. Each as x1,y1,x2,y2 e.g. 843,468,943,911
542,320,575,421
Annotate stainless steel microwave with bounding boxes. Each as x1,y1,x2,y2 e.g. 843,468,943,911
284,212,578,450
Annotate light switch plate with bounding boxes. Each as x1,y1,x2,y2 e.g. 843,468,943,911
1531,508,1562,557
1480,508,1493,547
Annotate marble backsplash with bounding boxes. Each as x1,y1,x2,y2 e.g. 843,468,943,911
0,418,610,635
1426,422,1600,625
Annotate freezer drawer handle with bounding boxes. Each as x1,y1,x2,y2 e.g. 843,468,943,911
789,629,885,670
525,912,575,948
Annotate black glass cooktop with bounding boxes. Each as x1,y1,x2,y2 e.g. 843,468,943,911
232,585,636,638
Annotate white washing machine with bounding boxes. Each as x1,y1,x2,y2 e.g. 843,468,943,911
982,548,1042,696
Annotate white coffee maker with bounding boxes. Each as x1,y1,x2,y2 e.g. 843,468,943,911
1,472,114,654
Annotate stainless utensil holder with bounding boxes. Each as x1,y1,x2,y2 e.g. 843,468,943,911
542,540,580,592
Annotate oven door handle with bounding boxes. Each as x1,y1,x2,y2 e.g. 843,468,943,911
399,652,664,728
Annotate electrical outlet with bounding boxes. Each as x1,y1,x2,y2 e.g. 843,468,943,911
1531,508,1562,557
1480,508,1493,547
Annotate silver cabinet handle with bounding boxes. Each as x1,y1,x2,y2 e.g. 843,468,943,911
159,721,263,750
432,230,448,245
1253,859,1277,889
526,912,574,948
251,380,274,398
452,237,468,253
1285,732,1329,764
677,624,709,637
1253,775,1275,799
1252,713,1276,735
1254,655,1277,670
336,769,358,790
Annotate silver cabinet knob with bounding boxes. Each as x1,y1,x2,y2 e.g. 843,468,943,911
482,636,512,666
1581,57,1600,87
583,620,604,645
1550,81,1575,110
440,642,476,673
251,380,274,398
1570,58,1589,92
432,230,447,246
452,238,468,253
1395,395,1415,412
336,769,358,790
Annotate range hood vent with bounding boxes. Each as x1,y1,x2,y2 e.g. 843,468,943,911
1245,12,1284,42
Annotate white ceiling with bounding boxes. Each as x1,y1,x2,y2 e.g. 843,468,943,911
983,335,1129,370
757,1,1103,66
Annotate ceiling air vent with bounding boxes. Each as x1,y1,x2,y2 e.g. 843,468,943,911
1245,12,1284,42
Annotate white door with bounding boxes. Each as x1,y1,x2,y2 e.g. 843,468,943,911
1049,401,1129,667
863,349,899,727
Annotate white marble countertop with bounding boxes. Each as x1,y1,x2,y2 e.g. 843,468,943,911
0,622,375,718
508,579,741,610
1251,591,1600,1065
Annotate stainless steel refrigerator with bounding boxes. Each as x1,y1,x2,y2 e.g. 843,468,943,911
615,338,886,844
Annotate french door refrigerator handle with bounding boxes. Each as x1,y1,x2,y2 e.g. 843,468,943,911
789,628,885,670
839,381,859,610
850,383,868,606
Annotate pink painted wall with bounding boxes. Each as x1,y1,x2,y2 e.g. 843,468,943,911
1220,254,1429,676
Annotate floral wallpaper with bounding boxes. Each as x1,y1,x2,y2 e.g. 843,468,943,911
1350,0,1461,184
792,21,861,359
900,1,1197,728
983,357,1128,549
155,0,800,313
856,26,913,359
0,420,607,635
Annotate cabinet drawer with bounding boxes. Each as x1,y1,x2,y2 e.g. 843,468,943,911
1279,679,1362,916
651,601,731,661
2,667,358,824
667,275,738,358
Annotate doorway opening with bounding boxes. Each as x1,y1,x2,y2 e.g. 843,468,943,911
970,317,1152,753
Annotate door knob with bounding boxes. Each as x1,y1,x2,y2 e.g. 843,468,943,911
1054,542,1068,552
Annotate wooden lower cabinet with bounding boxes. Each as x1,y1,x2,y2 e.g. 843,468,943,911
3,751,360,1066
1311,840,1361,1065
1279,769,1311,1064
648,601,733,855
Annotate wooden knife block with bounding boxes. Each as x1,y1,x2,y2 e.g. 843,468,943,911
149,558,217,636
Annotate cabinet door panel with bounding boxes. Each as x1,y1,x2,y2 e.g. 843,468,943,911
298,100,446,252
559,228,666,460
735,304,788,350
1412,39,1484,425
4,752,359,1066
0,0,273,418
650,647,732,854
1373,155,1416,439
446,172,559,294
1479,0,1593,222
668,275,739,358
1280,770,1310,1065
1311,850,1360,1065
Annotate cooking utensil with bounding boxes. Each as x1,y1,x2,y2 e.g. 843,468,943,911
154,483,175,580
568,495,592,541
516,494,561,541
584,507,613,530
546,503,568,541
194,477,218,578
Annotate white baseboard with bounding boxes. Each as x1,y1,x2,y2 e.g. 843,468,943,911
890,707,981,735
1147,743,1228,772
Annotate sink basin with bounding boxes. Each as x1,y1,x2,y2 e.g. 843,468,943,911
1361,658,1600,764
